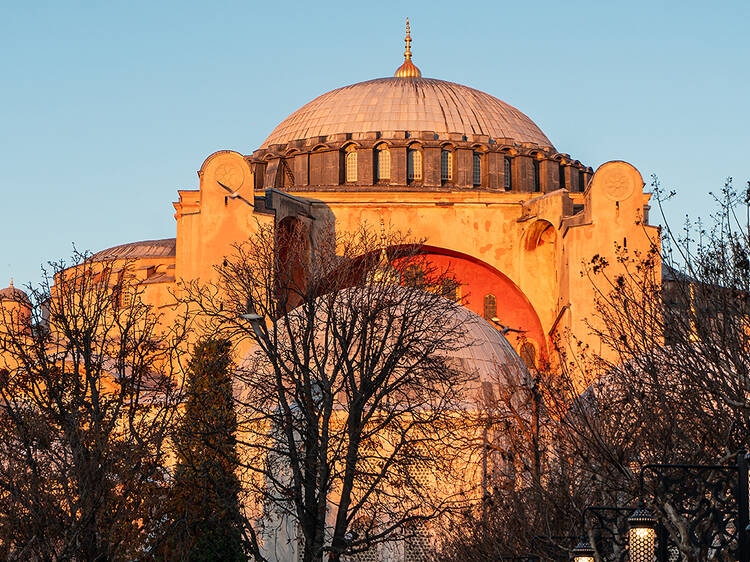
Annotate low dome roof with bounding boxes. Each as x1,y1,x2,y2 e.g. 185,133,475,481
0,281,31,306
261,77,554,150
92,238,176,261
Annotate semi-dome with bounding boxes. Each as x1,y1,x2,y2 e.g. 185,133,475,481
260,77,554,150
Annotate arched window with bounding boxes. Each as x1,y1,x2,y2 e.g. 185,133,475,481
504,157,512,190
441,149,453,183
520,342,537,369
441,279,461,302
483,294,496,319
345,146,357,183
578,169,586,192
558,163,566,189
375,145,390,181
402,264,425,287
407,148,422,183
532,159,541,192
472,152,481,187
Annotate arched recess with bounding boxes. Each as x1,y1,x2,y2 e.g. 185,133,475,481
417,245,548,362
346,244,549,362
275,216,309,313
308,243,549,363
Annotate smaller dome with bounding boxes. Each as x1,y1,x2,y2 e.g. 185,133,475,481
92,238,176,261
0,280,31,307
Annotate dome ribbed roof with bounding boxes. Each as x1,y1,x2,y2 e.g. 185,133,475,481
260,77,554,150
92,238,176,261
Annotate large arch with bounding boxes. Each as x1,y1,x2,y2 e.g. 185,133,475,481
417,245,548,363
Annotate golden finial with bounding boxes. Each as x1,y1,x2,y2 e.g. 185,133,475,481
395,18,422,78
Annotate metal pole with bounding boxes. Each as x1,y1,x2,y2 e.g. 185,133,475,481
737,450,749,562
656,523,668,562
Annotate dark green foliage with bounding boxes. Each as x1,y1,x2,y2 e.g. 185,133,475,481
162,338,245,561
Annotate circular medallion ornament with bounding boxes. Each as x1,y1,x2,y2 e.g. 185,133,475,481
215,162,245,191
598,165,635,201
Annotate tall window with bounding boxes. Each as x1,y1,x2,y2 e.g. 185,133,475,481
520,342,537,369
345,146,357,183
472,152,481,187
407,148,422,183
441,149,453,183
504,157,512,190
483,294,497,319
558,163,566,189
578,170,586,192
375,145,390,181
532,159,541,192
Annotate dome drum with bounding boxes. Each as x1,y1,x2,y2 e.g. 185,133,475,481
250,136,593,193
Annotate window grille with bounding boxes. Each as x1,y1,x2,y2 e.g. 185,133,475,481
407,148,422,182
440,150,452,182
559,163,566,189
345,146,357,183
375,145,390,181
402,265,425,287
533,159,541,192
404,522,432,562
483,294,496,319
472,152,481,186
504,157,512,190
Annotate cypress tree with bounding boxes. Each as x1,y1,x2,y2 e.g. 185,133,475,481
167,337,245,561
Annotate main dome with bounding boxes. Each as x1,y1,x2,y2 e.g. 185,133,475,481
260,77,554,150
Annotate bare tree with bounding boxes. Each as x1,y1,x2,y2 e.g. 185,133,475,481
549,178,750,560
183,220,478,562
0,251,187,561
438,178,750,561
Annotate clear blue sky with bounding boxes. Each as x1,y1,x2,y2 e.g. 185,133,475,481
1,0,748,288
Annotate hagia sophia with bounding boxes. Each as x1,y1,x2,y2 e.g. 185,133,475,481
1,20,657,368
0,19,660,561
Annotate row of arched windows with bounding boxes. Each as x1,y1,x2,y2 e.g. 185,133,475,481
341,146,583,191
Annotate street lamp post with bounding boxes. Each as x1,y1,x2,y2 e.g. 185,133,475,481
627,505,656,562
637,450,750,562
570,537,595,562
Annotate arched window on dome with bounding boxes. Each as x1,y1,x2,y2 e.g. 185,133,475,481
344,145,357,183
375,145,390,182
504,157,513,190
472,152,482,187
532,159,541,192
558,163,566,190
407,147,422,184
578,169,586,192
441,149,453,184
483,294,496,320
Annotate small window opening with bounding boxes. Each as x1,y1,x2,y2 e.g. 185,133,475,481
375,145,390,181
472,152,481,187
345,146,357,183
483,294,497,319
407,148,422,183
441,150,453,183
504,157,512,190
